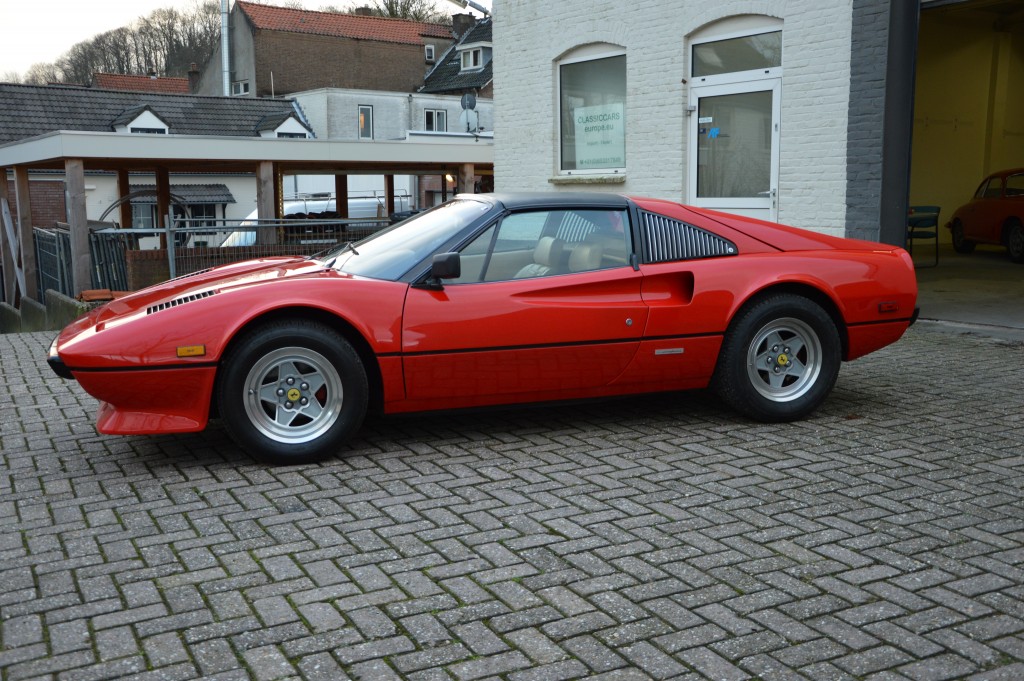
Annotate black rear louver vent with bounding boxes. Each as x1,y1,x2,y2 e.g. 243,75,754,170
147,290,218,315
640,211,737,263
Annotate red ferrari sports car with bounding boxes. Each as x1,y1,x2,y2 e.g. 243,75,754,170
49,193,918,463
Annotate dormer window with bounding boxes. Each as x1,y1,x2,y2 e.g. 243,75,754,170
113,106,170,135
425,44,436,62
461,48,482,71
258,114,311,139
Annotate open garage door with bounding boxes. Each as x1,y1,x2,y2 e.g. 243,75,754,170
911,1,1024,333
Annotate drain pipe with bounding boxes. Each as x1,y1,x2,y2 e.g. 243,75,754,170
221,0,230,96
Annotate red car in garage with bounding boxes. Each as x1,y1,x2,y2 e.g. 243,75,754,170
948,168,1024,263
49,193,918,463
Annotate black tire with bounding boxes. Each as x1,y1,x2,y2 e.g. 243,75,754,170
217,319,367,464
712,294,841,422
1006,220,1024,263
951,220,976,254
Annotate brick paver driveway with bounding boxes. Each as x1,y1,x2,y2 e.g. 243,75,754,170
2,325,1022,680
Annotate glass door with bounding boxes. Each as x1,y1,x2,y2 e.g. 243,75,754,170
688,79,780,221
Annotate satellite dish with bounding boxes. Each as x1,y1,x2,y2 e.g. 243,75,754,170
461,93,477,111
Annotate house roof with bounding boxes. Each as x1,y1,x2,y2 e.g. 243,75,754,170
421,18,493,94
92,73,190,94
129,183,236,205
237,1,452,45
0,83,310,144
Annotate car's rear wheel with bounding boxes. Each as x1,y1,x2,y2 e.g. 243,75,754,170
1006,220,1024,263
218,320,367,464
713,294,841,422
951,219,976,254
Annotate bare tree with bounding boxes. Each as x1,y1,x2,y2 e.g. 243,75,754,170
20,0,221,85
367,0,450,22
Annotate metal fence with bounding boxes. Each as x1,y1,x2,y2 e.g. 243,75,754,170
35,216,391,295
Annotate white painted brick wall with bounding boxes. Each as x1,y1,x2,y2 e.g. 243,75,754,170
494,0,853,235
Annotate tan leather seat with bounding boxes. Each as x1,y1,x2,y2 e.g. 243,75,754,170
515,236,565,278
568,242,603,272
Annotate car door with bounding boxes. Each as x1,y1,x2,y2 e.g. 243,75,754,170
965,176,1004,243
401,208,648,404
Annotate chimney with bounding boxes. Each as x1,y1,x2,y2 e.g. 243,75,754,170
188,62,200,93
354,6,373,16
148,68,157,79
452,13,474,37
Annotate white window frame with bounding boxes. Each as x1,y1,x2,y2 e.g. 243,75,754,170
424,109,447,132
231,80,250,96
130,127,167,135
460,48,482,71
425,44,436,62
358,105,373,139
689,20,784,87
556,44,627,176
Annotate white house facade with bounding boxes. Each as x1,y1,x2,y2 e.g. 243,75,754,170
492,0,922,245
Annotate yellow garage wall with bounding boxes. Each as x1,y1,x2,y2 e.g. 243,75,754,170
911,11,1024,242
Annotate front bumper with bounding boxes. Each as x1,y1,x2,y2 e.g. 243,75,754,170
47,335,74,380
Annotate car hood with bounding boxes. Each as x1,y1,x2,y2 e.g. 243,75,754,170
65,256,331,333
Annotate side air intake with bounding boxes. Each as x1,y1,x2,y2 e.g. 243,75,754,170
640,211,737,263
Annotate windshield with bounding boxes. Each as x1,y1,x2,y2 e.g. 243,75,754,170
335,198,492,280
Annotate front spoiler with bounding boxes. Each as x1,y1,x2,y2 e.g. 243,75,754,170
47,335,75,380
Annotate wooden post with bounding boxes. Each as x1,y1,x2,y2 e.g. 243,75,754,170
256,161,277,244
65,159,92,296
385,174,395,217
14,167,38,300
0,169,17,304
459,163,475,195
117,169,132,228
156,167,170,249
335,175,349,218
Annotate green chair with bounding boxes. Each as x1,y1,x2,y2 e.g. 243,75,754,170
907,205,940,268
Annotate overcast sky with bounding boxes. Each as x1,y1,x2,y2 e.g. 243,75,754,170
1,0,478,81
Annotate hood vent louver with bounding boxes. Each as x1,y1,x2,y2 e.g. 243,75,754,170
147,290,218,315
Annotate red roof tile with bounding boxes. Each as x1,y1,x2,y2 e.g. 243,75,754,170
237,1,451,45
92,73,190,94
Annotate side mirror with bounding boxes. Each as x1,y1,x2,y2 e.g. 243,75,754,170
415,252,460,291
431,252,461,280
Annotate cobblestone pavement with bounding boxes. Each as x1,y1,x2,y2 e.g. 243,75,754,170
1,326,1022,681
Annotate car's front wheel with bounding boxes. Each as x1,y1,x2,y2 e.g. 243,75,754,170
217,320,367,464
951,219,976,254
713,294,841,422
1006,219,1024,263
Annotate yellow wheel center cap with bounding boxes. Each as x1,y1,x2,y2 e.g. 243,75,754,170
777,353,790,367
287,388,301,401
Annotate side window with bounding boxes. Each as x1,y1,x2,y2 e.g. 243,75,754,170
452,209,631,283
984,179,1004,199
1007,174,1024,197
974,179,988,199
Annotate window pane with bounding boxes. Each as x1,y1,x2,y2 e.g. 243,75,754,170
358,106,372,139
560,55,626,171
425,110,435,131
1007,174,1024,196
436,111,446,132
692,31,781,77
696,90,772,199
